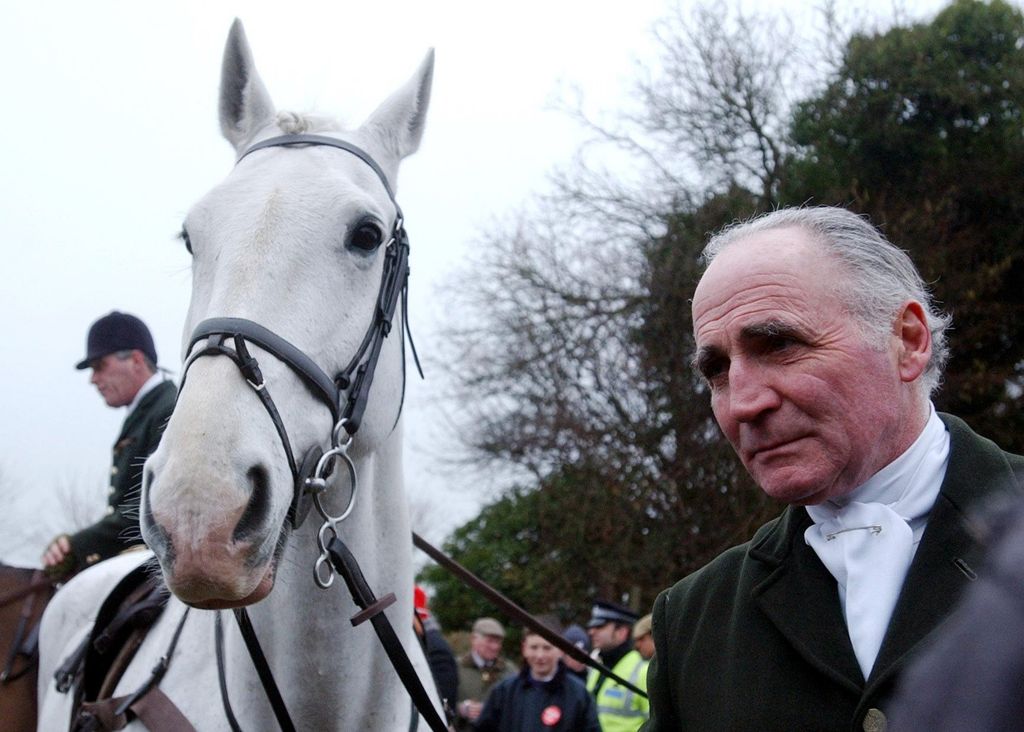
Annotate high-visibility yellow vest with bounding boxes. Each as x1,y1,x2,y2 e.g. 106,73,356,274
586,649,649,732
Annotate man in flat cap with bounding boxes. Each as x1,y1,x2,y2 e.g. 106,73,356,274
454,617,518,729
42,311,176,580
586,600,649,731
632,614,655,661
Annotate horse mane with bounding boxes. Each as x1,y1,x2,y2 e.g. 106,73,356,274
275,110,344,135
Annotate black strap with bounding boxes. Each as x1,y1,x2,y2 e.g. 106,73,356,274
340,230,409,434
111,607,191,719
188,318,341,424
237,134,400,204
326,537,448,732
232,608,297,732
412,532,648,699
215,613,245,732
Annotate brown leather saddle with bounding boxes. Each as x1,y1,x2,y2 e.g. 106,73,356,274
54,563,193,732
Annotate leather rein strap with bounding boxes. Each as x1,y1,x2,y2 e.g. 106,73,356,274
413,532,649,699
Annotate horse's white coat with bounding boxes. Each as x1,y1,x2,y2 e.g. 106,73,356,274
37,20,438,730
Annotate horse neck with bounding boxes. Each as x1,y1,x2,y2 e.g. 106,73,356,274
238,427,417,729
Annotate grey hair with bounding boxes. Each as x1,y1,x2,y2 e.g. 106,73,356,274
114,349,157,374
702,206,952,396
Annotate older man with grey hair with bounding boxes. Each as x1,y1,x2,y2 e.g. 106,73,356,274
642,206,1023,731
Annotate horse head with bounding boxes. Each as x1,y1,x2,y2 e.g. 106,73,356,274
141,20,432,609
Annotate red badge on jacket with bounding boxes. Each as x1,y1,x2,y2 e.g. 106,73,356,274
541,705,562,726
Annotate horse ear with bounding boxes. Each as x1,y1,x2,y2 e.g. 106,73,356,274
219,19,276,152
361,50,434,160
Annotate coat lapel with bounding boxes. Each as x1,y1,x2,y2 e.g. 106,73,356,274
112,380,172,447
868,413,1022,688
751,507,864,693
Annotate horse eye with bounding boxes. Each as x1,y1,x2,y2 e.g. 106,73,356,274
179,227,193,255
349,221,384,251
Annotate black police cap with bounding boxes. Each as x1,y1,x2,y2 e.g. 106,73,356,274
586,599,639,628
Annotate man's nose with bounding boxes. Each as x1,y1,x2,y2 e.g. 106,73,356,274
723,359,780,423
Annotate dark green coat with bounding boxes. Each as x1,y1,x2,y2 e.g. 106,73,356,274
68,379,176,571
643,414,1024,732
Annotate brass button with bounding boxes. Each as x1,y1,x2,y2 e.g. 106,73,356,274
85,553,100,565
111,466,119,475
863,708,886,732
105,506,115,516
108,485,116,495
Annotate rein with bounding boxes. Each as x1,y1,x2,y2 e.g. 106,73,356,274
412,532,649,699
184,133,444,732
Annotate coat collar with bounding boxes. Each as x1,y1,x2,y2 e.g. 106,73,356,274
746,413,1021,692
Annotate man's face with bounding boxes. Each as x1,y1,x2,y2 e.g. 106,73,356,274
522,634,562,678
470,632,503,662
588,622,625,652
692,227,923,505
89,352,146,408
634,633,655,661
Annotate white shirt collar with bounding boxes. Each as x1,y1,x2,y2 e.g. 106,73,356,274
127,372,165,415
812,404,950,523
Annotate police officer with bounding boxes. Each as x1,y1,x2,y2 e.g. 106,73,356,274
585,600,649,731
42,311,176,580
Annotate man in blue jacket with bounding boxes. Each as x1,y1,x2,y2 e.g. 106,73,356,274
476,617,599,732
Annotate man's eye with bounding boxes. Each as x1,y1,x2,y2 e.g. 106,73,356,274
699,360,728,387
767,334,803,353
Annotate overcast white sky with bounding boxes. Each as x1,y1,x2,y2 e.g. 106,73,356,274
0,0,952,565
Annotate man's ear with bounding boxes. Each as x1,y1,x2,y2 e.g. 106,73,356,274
895,300,931,383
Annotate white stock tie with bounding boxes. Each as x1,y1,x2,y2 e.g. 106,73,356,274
805,501,913,679
804,408,949,680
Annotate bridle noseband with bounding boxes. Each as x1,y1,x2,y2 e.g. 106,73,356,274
179,133,419,538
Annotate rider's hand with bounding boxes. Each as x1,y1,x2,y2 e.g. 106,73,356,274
42,534,72,567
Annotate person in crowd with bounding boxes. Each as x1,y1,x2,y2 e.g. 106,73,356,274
632,614,655,661
474,615,600,732
585,600,649,731
455,617,518,729
643,206,1024,731
42,311,176,581
887,495,1024,731
560,624,591,682
412,585,458,722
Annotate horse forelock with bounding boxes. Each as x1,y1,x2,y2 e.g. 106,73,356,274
275,110,344,135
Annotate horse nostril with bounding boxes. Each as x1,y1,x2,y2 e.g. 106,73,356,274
233,465,272,542
142,481,175,567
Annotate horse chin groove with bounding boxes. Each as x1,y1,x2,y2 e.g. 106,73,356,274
170,558,277,609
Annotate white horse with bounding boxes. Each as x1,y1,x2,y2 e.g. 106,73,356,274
38,20,440,731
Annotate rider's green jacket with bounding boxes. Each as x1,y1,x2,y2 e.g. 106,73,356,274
67,380,176,572
587,648,649,732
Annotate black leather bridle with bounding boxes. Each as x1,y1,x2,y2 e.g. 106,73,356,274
178,133,446,732
179,133,419,530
